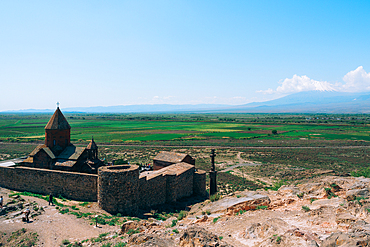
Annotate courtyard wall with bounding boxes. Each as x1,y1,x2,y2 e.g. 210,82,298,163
0,166,97,201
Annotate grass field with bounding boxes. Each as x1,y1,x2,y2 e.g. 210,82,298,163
1,113,370,145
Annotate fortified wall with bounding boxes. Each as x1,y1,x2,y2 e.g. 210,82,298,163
0,166,97,201
98,162,207,215
0,163,207,215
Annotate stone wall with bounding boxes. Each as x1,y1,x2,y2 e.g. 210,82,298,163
0,162,207,215
193,170,207,197
138,173,167,208
170,164,195,201
0,166,97,201
98,165,140,215
98,163,206,215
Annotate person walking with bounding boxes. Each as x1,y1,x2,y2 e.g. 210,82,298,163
48,193,53,206
0,196,3,209
23,208,30,222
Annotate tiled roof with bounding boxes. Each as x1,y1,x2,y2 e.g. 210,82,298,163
42,147,55,159
29,145,46,156
29,145,55,159
140,162,194,179
57,145,85,160
153,151,188,163
45,107,71,130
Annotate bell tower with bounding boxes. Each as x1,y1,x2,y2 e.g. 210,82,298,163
45,104,71,152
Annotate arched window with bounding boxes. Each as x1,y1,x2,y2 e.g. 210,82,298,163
53,140,56,146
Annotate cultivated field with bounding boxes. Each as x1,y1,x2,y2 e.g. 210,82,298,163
1,113,370,193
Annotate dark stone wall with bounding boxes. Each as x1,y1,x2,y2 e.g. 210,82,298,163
183,155,195,165
98,165,139,215
193,170,207,197
153,160,173,170
45,129,70,150
172,166,195,200
138,174,166,208
33,150,52,169
0,166,97,201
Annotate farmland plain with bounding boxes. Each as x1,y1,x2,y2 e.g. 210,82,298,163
1,113,370,193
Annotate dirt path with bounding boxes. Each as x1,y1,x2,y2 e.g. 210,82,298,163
220,152,261,173
0,191,120,246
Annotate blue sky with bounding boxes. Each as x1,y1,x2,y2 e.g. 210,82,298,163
1,1,370,111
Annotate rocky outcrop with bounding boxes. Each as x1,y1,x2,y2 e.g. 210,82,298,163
201,192,270,215
179,226,230,247
346,188,370,201
128,233,176,247
321,232,370,247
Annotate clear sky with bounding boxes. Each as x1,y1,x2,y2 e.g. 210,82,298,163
1,1,370,111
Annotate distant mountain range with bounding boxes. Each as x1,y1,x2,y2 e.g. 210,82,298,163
217,91,370,114
4,91,370,114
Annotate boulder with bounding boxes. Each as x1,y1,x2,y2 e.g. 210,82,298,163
201,192,270,215
309,197,346,210
128,233,175,247
346,188,370,201
179,226,230,247
336,213,357,225
321,232,370,247
121,220,144,234
277,186,301,197
245,218,290,239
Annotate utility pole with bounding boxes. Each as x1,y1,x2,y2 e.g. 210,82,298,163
209,149,217,195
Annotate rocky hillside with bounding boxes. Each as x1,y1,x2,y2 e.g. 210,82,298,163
2,175,370,246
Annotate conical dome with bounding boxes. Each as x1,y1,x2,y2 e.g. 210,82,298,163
87,138,98,150
45,107,71,130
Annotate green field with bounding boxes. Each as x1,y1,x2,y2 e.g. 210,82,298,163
1,113,370,146
1,113,370,193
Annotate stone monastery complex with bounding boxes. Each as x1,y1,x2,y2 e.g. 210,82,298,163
0,107,207,215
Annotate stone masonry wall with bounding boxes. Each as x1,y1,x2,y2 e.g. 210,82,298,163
0,166,97,201
138,174,166,209
98,165,139,215
193,170,207,197
171,165,195,200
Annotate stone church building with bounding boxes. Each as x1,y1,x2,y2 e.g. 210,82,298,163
22,107,105,174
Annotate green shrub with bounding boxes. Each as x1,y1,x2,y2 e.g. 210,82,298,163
302,206,310,212
351,168,370,178
114,243,127,247
79,202,89,207
310,198,317,203
59,208,69,214
172,229,179,234
213,217,220,223
127,228,140,236
177,211,187,220
276,236,282,243
210,194,220,202
171,219,177,227
269,180,286,191
62,239,70,245
256,205,268,210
